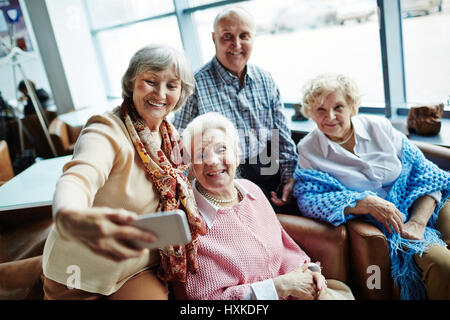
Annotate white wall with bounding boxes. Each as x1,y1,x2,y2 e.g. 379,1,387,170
45,0,108,112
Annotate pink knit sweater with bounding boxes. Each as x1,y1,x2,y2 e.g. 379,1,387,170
173,179,310,300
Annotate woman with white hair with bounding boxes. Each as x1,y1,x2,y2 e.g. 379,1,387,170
41,44,206,299
293,73,450,299
173,112,354,300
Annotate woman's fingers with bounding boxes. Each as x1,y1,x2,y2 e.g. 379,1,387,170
87,237,148,262
270,191,285,206
300,263,309,272
386,215,400,234
113,225,157,244
311,272,328,300
107,209,138,223
387,208,403,234
98,210,157,244
368,198,404,234
390,207,404,233
312,272,323,291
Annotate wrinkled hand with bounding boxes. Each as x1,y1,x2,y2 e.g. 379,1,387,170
55,207,157,262
270,178,295,207
350,195,404,234
273,263,327,300
401,220,426,240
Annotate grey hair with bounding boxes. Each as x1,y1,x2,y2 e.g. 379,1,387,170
301,73,362,119
182,112,240,161
121,44,194,112
213,6,255,34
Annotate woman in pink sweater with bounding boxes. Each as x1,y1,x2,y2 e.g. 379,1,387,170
173,112,354,300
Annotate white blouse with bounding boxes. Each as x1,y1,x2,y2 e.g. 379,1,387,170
297,115,441,202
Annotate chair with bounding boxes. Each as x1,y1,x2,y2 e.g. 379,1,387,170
6,111,58,159
0,217,53,299
346,141,450,300
0,213,349,300
277,214,348,283
48,117,82,156
0,140,14,186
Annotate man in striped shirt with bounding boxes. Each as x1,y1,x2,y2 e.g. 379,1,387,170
174,7,298,211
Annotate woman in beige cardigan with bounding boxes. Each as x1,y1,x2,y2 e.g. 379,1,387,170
42,44,206,299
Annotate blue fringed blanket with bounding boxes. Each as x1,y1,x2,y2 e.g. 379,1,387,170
293,136,450,299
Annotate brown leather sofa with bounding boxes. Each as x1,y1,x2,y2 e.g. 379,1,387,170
0,140,447,300
0,206,53,300
0,210,348,300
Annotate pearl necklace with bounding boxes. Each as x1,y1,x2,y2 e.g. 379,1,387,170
196,180,242,207
333,127,354,145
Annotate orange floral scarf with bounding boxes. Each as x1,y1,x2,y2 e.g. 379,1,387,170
122,98,206,282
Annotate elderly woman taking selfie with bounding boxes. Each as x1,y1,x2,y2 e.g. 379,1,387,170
293,73,450,299
41,44,206,299
172,112,354,300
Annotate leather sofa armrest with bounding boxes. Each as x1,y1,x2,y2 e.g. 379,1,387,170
412,140,450,171
0,216,53,300
0,255,44,300
0,217,53,263
346,219,400,300
277,214,348,283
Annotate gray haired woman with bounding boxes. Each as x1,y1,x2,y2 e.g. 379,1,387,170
42,44,206,299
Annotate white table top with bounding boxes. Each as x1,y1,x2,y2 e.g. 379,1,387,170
0,155,72,211
58,105,111,128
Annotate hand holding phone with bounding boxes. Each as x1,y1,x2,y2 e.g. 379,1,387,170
131,209,192,249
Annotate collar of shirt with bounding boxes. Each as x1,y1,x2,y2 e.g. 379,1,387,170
316,115,371,158
212,56,254,87
191,179,256,229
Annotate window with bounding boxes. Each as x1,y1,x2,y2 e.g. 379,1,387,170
82,0,450,114
95,17,182,97
85,0,174,30
189,0,225,7
84,0,181,98
192,0,384,106
401,0,450,107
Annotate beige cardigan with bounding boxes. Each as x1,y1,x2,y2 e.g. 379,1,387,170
42,107,161,295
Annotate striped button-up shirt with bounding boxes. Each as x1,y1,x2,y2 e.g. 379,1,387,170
173,57,298,181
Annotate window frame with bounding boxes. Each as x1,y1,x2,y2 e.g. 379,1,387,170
83,0,449,118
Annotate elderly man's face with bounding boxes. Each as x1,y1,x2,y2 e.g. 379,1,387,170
191,128,239,199
212,12,255,79
132,65,181,131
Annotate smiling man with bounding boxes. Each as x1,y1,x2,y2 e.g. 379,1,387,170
174,7,299,212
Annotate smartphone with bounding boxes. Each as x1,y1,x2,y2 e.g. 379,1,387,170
131,209,192,249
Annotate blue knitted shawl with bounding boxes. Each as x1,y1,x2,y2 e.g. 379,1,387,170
293,136,450,300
